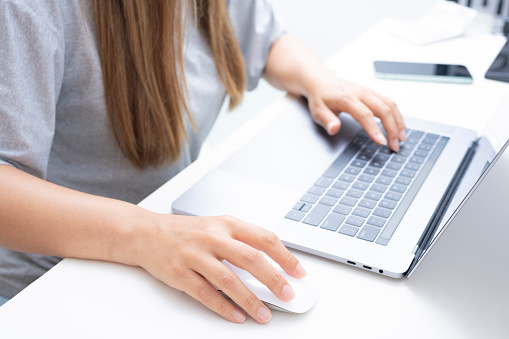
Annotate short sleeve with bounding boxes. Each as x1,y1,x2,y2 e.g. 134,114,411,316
0,1,64,179
227,0,287,91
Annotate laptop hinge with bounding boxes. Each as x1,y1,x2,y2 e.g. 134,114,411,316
407,138,480,276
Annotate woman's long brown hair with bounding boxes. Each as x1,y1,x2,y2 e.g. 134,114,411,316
93,0,245,168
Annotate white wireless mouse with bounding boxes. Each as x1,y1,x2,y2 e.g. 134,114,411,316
221,258,317,314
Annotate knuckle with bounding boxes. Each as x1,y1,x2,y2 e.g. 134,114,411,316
217,298,230,315
199,286,214,303
263,230,278,246
270,272,285,287
242,246,262,264
243,294,260,311
285,250,298,266
218,214,239,227
169,262,187,280
219,270,236,288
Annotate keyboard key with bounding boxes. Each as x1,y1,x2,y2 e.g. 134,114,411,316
316,176,333,188
395,177,411,186
345,167,361,175
410,156,424,164
303,204,331,226
338,225,359,237
332,180,350,190
368,160,385,168
400,169,416,178
301,194,319,204
293,201,305,210
376,176,392,185
320,213,345,231
351,160,367,168
390,184,407,194
386,162,402,171
308,185,326,195
379,199,397,210
385,191,402,202
391,155,407,164
364,191,382,201
357,226,381,242
300,203,312,212
333,204,352,215
414,150,429,157
285,210,305,222
356,154,370,161
340,196,358,207
367,216,387,227
405,163,420,171
346,189,364,199
326,188,344,198
418,144,433,151
358,174,375,183
381,169,397,178
352,181,369,190
352,207,371,218
373,207,391,218
363,167,380,175
319,196,338,206
339,173,356,183
371,183,388,193
346,215,365,227
358,199,377,209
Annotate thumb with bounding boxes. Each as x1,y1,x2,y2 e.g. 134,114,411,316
309,101,342,135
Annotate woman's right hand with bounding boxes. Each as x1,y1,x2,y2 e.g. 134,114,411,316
132,213,307,323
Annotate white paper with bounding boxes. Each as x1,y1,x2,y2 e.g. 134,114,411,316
388,1,478,45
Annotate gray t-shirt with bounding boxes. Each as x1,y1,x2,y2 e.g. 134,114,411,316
0,0,285,299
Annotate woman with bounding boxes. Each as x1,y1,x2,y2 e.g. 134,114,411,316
0,0,405,323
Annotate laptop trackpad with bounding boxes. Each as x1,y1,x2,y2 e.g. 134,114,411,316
219,117,344,191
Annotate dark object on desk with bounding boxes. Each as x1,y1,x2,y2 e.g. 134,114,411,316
374,61,473,84
485,39,509,82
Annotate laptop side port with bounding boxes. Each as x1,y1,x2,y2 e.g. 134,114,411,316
363,265,372,270
347,261,356,265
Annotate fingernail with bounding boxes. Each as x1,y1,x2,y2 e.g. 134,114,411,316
257,307,271,323
327,121,337,135
390,138,400,152
296,263,307,278
399,130,407,141
375,133,387,145
232,309,246,323
281,284,295,301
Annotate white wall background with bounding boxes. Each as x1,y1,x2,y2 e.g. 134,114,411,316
205,0,438,147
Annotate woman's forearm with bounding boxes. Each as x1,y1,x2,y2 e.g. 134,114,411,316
263,34,330,99
0,164,148,266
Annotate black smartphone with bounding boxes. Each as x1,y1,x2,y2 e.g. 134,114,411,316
485,39,509,83
374,61,473,84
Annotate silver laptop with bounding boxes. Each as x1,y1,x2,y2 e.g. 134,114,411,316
172,98,500,278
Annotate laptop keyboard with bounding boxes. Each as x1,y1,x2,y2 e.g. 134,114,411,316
285,127,449,246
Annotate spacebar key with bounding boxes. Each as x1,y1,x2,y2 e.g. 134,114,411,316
302,204,331,226
322,142,362,178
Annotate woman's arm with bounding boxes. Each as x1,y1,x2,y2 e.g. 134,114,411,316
263,35,406,152
0,164,305,323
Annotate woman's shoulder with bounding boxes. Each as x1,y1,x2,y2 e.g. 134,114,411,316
0,0,82,42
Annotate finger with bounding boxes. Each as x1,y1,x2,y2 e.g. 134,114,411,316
217,240,296,302
344,99,388,147
377,93,407,141
309,100,342,135
226,217,306,279
360,94,400,152
178,269,247,323
193,257,272,324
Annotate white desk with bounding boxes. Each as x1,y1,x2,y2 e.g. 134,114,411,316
1,19,508,338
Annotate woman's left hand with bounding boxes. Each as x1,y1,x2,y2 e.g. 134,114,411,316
304,72,406,152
